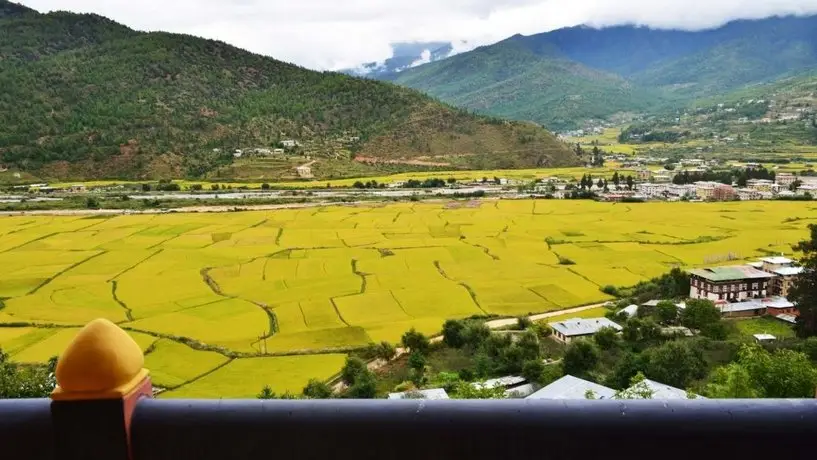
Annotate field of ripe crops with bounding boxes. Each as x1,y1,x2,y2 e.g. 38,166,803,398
1,200,815,397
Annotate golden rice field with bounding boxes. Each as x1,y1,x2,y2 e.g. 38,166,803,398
0,199,813,397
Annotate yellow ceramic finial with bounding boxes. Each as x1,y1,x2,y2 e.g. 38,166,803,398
51,318,149,400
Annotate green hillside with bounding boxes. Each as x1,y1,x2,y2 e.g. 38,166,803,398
390,38,666,131
389,15,817,131
0,2,576,180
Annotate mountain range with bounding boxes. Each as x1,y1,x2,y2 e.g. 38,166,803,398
0,1,575,181
383,15,817,131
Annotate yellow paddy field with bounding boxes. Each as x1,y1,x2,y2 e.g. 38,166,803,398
0,200,813,396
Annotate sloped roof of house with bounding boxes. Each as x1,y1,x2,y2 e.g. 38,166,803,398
639,379,704,400
527,375,616,400
760,256,793,265
473,376,526,390
550,318,622,337
689,265,775,282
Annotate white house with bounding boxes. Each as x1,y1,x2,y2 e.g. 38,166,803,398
282,140,299,148
550,318,622,343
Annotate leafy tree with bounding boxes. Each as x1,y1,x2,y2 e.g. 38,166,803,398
451,380,507,399
680,299,721,330
401,328,430,353
408,351,427,372
340,356,368,385
261,183,270,190
302,379,333,399
85,197,100,209
626,175,635,190
442,319,466,348
429,372,462,392
346,370,377,398
531,322,552,339
373,341,397,361
642,340,706,388
612,171,620,187
0,349,56,399
522,360,546,384
656,301,679,325
605,351,641,389
790,224,817,337
704,363,760,398
593,326,620,350
257,385,276,399
622,317,661,343
515,330,541,361
562,339,600,377
517,316,533,331
462,322,491,349
614,372,655,399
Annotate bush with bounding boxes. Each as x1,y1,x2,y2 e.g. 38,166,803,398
85,197,100,209
601,285,618,296
522,360,546,383
302,379,332,399
531,322,553,339
261,183,271,190
408,352,426,371
340,356,368,385
462,322,491,348
517,316,533,331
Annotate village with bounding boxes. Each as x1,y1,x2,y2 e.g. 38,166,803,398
387,254,806,402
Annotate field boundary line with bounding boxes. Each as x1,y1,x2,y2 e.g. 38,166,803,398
109,280,134,322
433,260,488,315
28,250,108,295
109,248,164,281
389,291,414,319
160,357,235,393
328,297,351,327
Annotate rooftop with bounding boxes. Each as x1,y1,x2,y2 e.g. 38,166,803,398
689,265,776,282
550,318,623,337
388,388,449,400
474,376,527,390
526,375,616,400
760,256,793,265
776,314,798,324
774,266,804,276
719,296,794,313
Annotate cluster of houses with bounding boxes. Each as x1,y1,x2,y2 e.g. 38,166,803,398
688,255,803,323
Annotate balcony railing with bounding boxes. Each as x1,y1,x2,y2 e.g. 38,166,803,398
2,319,817,460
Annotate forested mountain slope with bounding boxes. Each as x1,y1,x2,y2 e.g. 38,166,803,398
0,1,576,180
389,15,817,130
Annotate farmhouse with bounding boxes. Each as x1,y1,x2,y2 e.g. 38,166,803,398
776,173,797,187
550,318,622,343
689,266,775,301
281,140,300,148
296,165,314,179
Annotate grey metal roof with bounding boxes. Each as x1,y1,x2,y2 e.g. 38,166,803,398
776,314,798,324
760,256,793,265
526,375,616,400
550,318,622,337
388,388,449,400
474,376,527,390
639,379,705,400
505,384,537,399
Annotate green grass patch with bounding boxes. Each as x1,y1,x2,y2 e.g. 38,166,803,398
734,317,795,339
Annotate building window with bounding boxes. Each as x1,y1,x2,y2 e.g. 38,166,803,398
752,283,758,289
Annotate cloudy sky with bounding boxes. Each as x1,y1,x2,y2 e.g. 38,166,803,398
19,0,817,70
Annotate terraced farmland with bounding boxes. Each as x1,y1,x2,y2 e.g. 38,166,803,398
0,200,813,397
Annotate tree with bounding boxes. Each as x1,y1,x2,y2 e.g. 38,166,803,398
462,322,491,348
446,177,457,185
85,197,100,209
612,171,621,187
451,380,507,399
790,224,817,337
704,363,760,398
680,299,721,331
626,175,635,190
605,351,641,389
656,301,679,325
522,360,546,384
374,341,396,361
401,328,430,353
408,351,427,372
346,370,377,398
706,344,817,398
614,372,655,399
340,356,368,385
596,178,604,189
261,183,271,190
302,379,333,399
593,326,620,350
442,319,466,348
531,322,552,339
642,340,706,388
517,316,533,331
257,385,276,399
563,339,600,377
0,349,56,399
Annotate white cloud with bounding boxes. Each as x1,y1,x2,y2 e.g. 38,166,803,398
18,0,817,70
